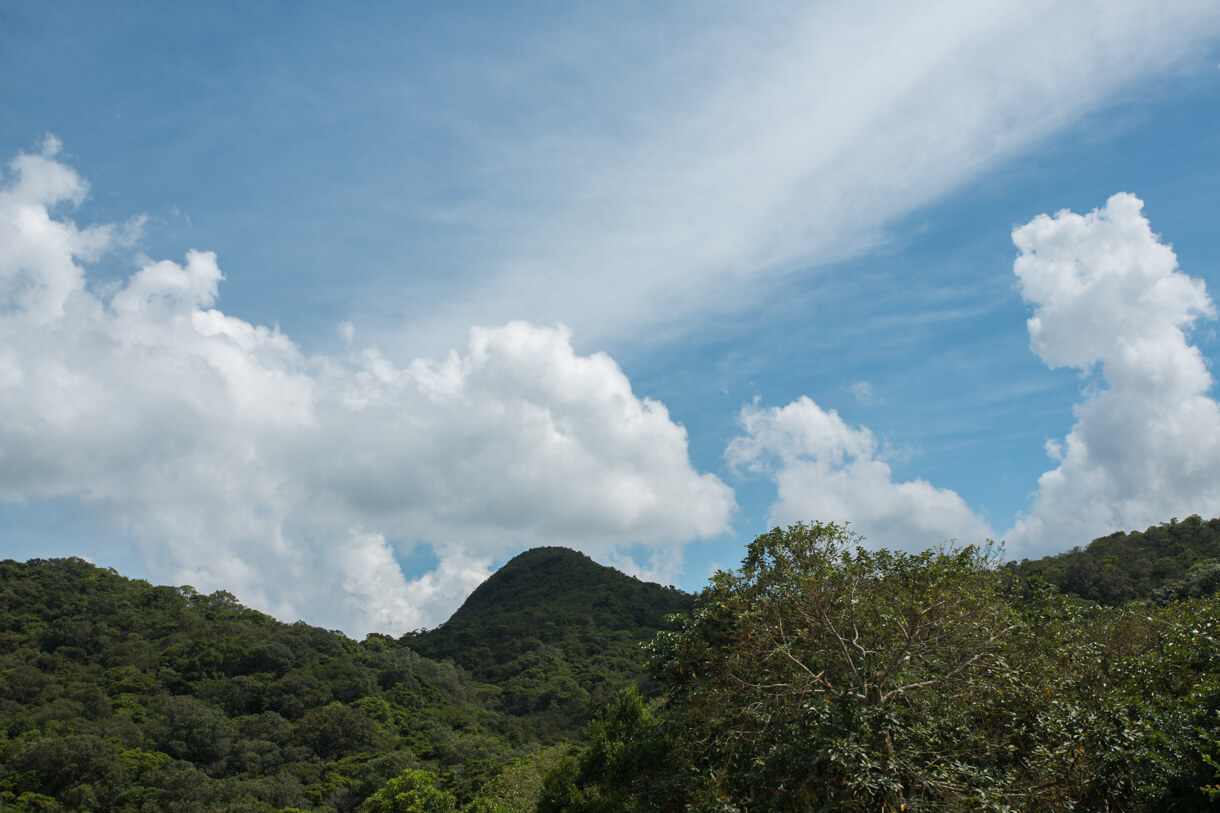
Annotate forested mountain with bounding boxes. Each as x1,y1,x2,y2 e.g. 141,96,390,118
405,548,692,739
410,548,692,670
0,557,508,811
0,550,681,811
1015,514,1220,604
4,523,1220,812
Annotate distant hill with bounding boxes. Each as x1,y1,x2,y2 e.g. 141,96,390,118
404,547,693,738
412,547,693,665
0,550,692,810
0,556,520,811
1014,514,1220,604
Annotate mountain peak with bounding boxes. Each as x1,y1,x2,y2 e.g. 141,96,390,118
445,546,648,625
404,547,693,692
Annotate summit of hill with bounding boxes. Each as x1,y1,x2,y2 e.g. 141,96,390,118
403,547,693,734
437,546,690,638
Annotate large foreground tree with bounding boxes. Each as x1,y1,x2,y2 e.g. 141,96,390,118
550,522,1220,811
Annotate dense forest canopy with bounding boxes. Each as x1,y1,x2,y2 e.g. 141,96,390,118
403,549,691,743
3,519,1220,811
540,523,1220,811
1015,514,1220,605
0,550,681,811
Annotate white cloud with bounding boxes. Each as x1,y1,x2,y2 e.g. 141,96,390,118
337,320,355,345
392,0,1220,354
0,146,735,636
847,380,879,406
606,546,687,587
1006,193,1220,556
727,397,993,550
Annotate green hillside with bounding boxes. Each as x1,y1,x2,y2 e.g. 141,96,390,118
0,557,519,811
1015,514,1220,604
5,524,1220,812
0,551,687,811
403,548,693,740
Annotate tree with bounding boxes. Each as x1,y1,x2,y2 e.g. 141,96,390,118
360,769,456,813
466,745,571,813
295,702,380,759
535,687,678,813
148,695,232,766
643,522,1060,811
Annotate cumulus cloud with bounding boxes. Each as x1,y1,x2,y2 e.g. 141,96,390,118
1006,194,1220,556
0,145,734,635
727,397,993,550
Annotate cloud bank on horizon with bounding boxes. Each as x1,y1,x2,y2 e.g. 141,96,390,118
727,397,995,550
0,139,734,635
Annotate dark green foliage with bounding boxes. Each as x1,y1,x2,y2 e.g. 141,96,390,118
149,695,233,764
0,551,692,811
404,548,693,742
8,520,1220,812
549,523,1220,812
534,687,675,813
643,523,1043,811
295,704,381,760
0,557,512,811
1153,557,1220,603
1017,514,1220,604
463,745,570,812
360,768,456,812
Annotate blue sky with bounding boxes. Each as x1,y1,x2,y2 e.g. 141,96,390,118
2,1,1219,635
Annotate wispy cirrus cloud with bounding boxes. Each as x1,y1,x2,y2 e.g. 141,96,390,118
389,0,1220,354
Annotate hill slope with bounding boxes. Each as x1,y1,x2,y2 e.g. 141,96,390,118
0,556,519,811
1015,514,1220,604
404,547,694,737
